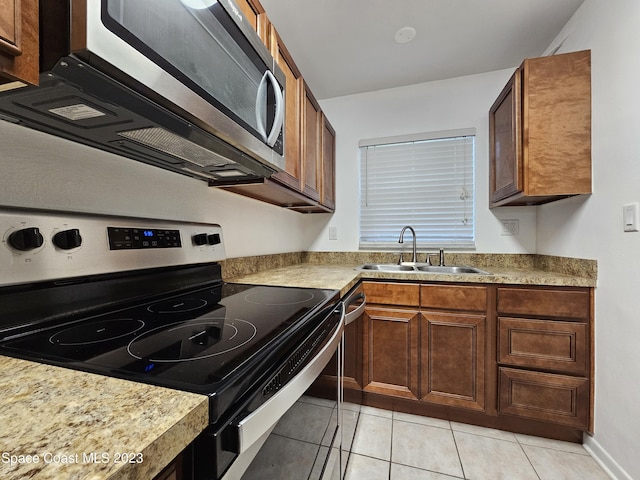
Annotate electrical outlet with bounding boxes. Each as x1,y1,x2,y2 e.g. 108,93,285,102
501,219,520,236
328,226,338,240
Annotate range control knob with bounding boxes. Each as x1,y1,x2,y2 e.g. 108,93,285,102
53,229,83,250
8,227,44,251
193,233,208,246
207,234,221,245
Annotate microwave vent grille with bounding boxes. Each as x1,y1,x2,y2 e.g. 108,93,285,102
118,127,234,168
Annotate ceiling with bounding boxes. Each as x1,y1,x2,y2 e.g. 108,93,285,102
258,0,585,100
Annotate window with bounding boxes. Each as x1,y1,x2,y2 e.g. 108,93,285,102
359,129,475,250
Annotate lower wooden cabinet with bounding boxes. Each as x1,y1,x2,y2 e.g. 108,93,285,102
421,311,485,411
153,453,182,480
356,280,594,439
363,306,419,400
498,367,590,428
498,317,588,374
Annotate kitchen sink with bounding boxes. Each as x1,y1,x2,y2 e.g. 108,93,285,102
414,265,492,274
356,263,492,275
357,264,416,272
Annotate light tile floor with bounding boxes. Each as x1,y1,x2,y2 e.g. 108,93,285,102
345,406,612,480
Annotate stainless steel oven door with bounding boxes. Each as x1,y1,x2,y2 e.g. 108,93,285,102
223,303,345,480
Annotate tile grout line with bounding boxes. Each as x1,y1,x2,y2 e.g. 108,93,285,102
518,441,543,480
388,414,394,480
449,423,468,480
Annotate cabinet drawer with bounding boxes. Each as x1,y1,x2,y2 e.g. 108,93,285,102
498,317,588,374
499,367,589,428
363,282,420,307
420,284,487,311
497,287,590,320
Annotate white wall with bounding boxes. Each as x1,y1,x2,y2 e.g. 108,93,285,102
537,1,640,479
0,121,309,259
305,70,537,253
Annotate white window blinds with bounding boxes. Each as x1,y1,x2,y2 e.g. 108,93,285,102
359,129,475,250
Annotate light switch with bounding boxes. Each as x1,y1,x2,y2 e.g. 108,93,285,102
623,203,639,232
328,226,338,240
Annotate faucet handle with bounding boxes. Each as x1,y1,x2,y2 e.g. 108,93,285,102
397,252,405,265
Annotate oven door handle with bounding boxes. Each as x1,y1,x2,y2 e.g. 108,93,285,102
232,303,345,455
343,291,365,326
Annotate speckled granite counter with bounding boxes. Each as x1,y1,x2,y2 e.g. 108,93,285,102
227,258,597,294
0,356,208,480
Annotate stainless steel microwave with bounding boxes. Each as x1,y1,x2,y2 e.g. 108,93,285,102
0,0,286,185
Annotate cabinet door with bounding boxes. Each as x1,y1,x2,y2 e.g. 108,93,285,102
523,51,591,197
363,307,419,400
234,0,267,41
0,0,21,56
320,115,336,210
301,83,321,201
270,26,303,191
489,68,522,205
421,311,486,411
0,0,38,85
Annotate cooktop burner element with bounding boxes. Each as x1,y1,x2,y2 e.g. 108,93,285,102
147,298,209,314
49,319,146,345
244,288,315,306
127,318,257,362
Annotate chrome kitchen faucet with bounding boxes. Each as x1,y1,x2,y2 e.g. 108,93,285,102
398,226,418,263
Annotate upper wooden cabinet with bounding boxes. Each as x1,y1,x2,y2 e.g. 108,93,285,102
0,0,39,86
321,116,336,210
234,0,268,41
270,25,303,192
302,83,322,202
489,50,591,207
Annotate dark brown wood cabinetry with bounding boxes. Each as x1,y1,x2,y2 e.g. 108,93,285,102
152,453,183,480
271,25,302,192
420,285,487,411
496,287,592,429
362,282,420,400
321,117,336,210
489,50,591,207
0,0,38,86
354,280,594,442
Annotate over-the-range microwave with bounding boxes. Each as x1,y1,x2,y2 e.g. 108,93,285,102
0,0,286,185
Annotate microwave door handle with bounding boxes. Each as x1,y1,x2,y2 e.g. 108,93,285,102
255,72,269,142
264,70,285,147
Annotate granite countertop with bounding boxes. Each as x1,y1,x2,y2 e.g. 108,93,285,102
0,356,208,480
227,262,597,294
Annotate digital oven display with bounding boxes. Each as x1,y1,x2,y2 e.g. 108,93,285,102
107,227,182,250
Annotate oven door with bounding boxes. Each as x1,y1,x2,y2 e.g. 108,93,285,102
193,303,345,480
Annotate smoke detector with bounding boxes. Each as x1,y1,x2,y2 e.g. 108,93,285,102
394,26,416,44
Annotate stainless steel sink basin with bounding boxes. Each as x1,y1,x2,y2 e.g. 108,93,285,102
357,264,416,272
414,265,492,275
355,263,491,275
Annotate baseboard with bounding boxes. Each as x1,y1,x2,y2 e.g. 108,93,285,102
583,433,633,480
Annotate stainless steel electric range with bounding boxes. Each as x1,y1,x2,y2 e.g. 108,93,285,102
0,208,346,480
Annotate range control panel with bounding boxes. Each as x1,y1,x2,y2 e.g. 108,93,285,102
0,208,225,287
107,227,182,250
